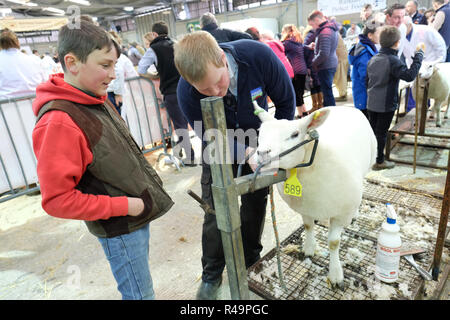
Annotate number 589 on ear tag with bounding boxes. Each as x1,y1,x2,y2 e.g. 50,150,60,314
284,168,302,197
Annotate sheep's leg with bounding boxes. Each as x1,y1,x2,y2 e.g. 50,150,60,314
434,99,443,127
444,96,449,119
302,215,316,256
327,218,344,287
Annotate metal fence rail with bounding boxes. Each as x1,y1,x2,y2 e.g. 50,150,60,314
0,77,173,203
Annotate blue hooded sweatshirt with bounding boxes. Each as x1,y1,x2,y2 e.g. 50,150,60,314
348,34,378,110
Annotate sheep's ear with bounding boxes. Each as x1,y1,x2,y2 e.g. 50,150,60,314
253,101,275,122
306,109,329,130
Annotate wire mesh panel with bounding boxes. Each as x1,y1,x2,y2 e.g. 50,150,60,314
248,180,443,300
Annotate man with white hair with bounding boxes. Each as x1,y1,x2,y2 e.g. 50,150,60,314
406,0,426,24
200,12,252,43
402,16,447,67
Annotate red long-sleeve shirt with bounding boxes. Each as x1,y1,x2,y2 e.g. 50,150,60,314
32,74,128,221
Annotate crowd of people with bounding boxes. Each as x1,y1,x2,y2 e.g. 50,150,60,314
0,1,449,301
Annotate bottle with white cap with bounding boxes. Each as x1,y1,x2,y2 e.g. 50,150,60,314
375,203,402,283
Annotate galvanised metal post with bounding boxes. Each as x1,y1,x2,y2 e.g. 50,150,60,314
200,96,249,300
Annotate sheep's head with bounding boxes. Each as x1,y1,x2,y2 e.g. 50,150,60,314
419,62,434,80
253,102,329,170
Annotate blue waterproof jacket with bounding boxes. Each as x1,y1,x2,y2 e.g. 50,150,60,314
348,35,377,110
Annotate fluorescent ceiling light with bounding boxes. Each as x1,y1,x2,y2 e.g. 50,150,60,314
43,7,65,15
6,0,35,5
65,0,91,6
124,6,134,11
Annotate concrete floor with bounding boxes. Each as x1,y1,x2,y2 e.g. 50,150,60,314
0,89,448,300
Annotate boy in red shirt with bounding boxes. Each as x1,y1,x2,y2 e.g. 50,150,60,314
32,20,173,299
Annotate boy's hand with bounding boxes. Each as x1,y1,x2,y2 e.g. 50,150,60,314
416,42,425,53
127,197,145,216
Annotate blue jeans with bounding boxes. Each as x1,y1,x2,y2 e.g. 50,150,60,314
98,224,155,300
317,68,337,107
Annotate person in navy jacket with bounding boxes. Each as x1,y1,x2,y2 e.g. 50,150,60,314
174,31,295,300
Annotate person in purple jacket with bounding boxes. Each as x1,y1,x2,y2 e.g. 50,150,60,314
281,24,309,118
303,26,324,113
307,10,339,107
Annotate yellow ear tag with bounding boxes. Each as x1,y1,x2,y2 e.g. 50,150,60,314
313,110,321,120
284,168,302,197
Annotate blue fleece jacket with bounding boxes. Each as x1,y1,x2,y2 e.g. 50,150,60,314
348,35,378,110
177,39,295,160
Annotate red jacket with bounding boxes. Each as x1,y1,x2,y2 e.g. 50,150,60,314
32,74,128,221
263,39,294,78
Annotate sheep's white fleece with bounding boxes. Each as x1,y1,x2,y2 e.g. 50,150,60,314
275,106,377,223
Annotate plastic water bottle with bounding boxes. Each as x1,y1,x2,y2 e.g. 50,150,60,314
375,203,402,283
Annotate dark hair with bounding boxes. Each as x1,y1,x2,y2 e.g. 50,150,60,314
363,3,372,10
152,21,169,36
57,20,120,71
385,3,406,16
363,19,384,36
0,29,20,50
245,27,261,40
307,10,324,21
379,25,401,48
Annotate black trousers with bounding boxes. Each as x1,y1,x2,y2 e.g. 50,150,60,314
163,93,195,160
368,110,395,164
200,162,269,283
292,74,306,106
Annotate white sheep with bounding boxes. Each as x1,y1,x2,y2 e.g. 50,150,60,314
253,105,377,287
413,62,450,127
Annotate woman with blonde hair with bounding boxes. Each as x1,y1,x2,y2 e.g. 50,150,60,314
281,24,308,118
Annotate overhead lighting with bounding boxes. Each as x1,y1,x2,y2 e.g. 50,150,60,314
124,6,134,12
149,7,171,14
65,0,91,6
6,0,37,5
43,7,66,15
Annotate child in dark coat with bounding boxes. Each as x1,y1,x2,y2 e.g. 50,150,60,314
366,25,424,170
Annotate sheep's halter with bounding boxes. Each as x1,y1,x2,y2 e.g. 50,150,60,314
238,129,320,192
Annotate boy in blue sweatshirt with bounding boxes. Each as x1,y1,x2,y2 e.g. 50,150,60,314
174,31,295,299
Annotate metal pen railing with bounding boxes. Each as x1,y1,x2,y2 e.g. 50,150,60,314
0,77,175,203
